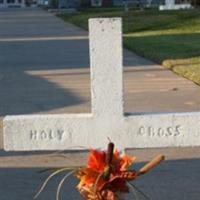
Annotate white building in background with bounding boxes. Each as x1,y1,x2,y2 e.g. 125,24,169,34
0,0,25,8
37,0,48,6
159,0,192,10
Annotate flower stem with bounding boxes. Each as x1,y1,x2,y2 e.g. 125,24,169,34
103,142,114,180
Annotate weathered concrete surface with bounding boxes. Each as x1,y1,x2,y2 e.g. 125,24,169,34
0,8,200,200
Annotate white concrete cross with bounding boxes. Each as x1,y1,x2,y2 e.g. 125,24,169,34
3,18,200,152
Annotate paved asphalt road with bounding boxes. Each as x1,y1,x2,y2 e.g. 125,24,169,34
0,8,200,200
0,8,200,118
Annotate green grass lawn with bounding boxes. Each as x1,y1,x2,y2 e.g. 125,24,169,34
58,9,200,85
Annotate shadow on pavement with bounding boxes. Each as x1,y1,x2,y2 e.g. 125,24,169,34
0,38,154,116
0,39,90,116
0,71,85,116
0,158,199,200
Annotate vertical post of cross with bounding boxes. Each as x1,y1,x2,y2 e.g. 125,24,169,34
89,18,124,119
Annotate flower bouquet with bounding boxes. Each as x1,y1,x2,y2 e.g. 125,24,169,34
35,142,164,200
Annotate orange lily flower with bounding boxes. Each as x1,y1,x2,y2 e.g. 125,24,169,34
76,144,137,200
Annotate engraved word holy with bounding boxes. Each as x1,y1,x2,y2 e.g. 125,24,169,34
30,129,64,141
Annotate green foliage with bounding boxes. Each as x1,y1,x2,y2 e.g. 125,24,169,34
80,0,91,8
50,0,59,8
191,0,200,6
58,9,200,33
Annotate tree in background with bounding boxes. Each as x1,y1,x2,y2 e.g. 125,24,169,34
80,0,91,7
191,0,200,6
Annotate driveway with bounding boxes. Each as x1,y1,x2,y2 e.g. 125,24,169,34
1,8,200,118
0,8,200,200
